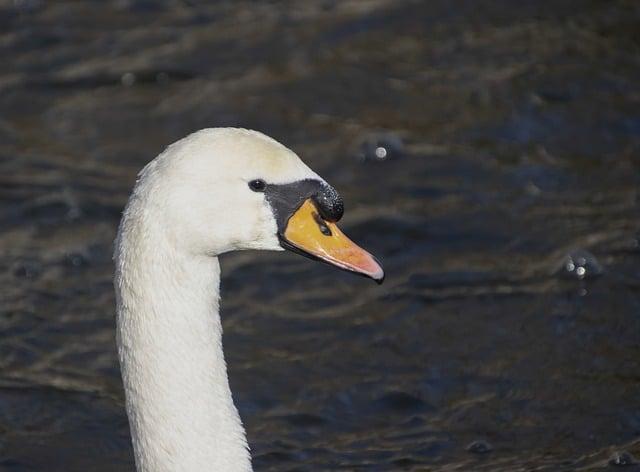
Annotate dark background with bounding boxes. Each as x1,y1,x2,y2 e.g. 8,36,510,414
1,1,639,470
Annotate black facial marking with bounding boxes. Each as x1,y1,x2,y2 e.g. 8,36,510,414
263,179,344,234
313,184,344,222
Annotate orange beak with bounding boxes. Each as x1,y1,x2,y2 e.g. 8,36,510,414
281,199,384,283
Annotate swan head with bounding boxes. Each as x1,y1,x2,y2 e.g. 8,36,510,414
130,128,384,282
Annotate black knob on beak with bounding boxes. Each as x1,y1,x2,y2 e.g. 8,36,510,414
312,183,344,222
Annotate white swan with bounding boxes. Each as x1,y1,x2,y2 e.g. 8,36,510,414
113,128,384,472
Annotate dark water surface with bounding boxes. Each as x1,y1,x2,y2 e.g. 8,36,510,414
1,1,640,470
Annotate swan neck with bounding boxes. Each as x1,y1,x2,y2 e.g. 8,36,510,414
115,225,251,472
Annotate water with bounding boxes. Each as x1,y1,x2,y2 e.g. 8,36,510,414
1,1,639,470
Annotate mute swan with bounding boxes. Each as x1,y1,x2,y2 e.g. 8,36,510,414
114,128,383,472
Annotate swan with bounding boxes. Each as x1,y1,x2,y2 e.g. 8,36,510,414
113,128,384,472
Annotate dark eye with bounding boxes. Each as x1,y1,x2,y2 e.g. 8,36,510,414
248,179,266,192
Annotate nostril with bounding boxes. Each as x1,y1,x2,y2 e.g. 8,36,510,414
312,211,333,236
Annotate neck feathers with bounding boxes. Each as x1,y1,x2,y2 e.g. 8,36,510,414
114,203,252,472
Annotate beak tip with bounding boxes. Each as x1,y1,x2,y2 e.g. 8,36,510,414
370,257,385,284
368,263,385,284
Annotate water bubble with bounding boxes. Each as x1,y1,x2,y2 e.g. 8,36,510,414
555,249,603,280
358,133,404,162
608,451,637,467
466,440,493,454
374,146,388,159
65,252,89,268
121,72,136,87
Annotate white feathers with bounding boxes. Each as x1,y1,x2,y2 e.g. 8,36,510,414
114,129,320,471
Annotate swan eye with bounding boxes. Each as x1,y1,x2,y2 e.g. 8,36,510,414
248,179,266,192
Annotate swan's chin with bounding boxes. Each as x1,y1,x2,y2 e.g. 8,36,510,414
279,199,384,283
